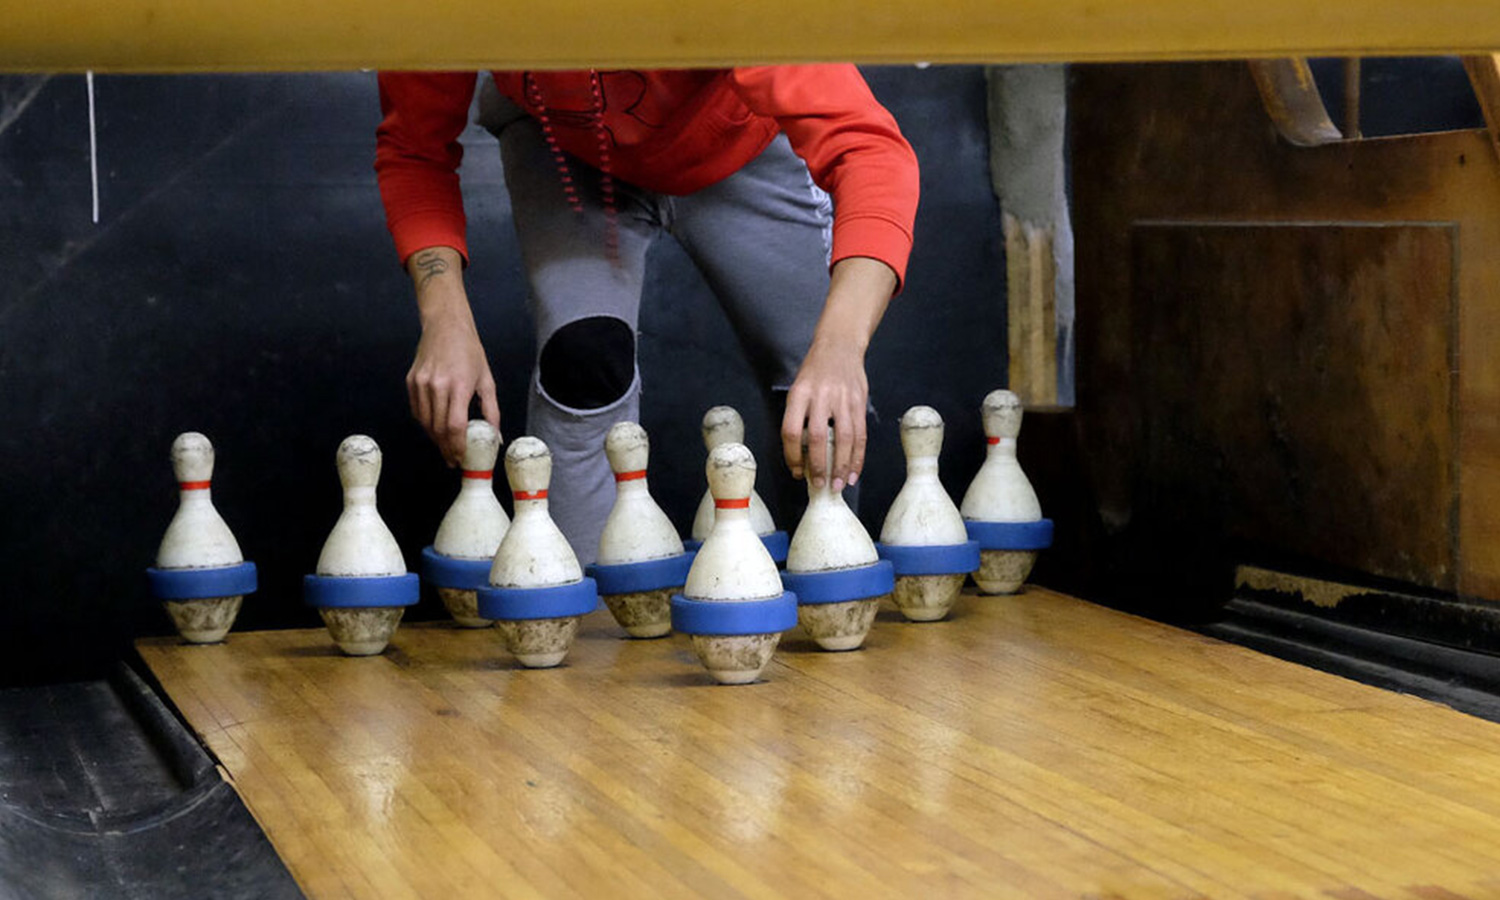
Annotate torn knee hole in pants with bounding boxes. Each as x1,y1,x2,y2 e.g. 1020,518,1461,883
538,316,636,411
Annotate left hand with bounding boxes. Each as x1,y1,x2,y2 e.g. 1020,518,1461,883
781,257,898,491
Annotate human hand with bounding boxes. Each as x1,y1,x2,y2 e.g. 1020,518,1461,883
404,247,501,465
782,337,869,492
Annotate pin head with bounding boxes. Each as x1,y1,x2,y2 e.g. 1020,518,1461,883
982,390,1024,441
505,436,552,495
461,420,502,472
701,406,745,450
899,406,945,458
336,435,383,489
706,442,756,502
170,432,214,484
605,421,649,475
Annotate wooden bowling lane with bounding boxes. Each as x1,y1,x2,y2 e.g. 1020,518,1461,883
138,589,1500,899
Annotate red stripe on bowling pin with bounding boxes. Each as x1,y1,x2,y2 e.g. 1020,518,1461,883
462,470,493,480
178,480,212,490
987,437,1000,445
514,490,548,501
715,498,751,509
614,470,647,482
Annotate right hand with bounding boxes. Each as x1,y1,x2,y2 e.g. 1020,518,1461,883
404,247,501,465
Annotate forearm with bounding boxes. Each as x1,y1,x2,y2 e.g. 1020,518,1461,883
407,246,473,327
810,256,898,354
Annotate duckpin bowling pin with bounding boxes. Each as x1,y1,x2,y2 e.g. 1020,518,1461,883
877,407,980,621
147,432,257,643
671,443,798,684
961,390,1053,594
781,431,894,651
424,421,509,627
589,422,692,638
306,436,418,655
479,437,598,667
688,406,788,562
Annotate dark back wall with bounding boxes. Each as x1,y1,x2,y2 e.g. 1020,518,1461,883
0,66,1007,683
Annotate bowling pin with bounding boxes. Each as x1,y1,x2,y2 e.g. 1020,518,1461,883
681,443,789,683
961,390,1045,593
316,435,408,655
595,422,686,637
431,420,509,626
880,407,972,621
785,431,888,650
690,406,777,540
488,437,588,667
153,432,249,643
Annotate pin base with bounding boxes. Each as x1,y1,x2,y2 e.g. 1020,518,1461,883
420,546,493,590
670,592,799,636
303,573,419,608
875,541,982,577
964,519,1054,551
147,562,258,601
478,578,600,621
587,552,694,596
781,561,895,606
683,531,790,564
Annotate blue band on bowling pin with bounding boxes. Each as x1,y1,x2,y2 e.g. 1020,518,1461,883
477,578,600,621
587,552,695,596
781,560,895,606
965,519,1055,551
683,530,790,564
670,592,799,636
875,541,982,577
303,573,420,608
146,562,258,601
420,546,493,591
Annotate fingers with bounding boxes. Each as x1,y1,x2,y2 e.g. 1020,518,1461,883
780,389,810,481
847,397,868,487
477,374,503,444
443,384,470,465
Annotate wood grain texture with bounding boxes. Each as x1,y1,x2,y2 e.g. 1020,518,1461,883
9,1,1500,73
1130,222,1456,590
141,592,1500,899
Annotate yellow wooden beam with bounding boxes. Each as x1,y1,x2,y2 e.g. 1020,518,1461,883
5,0,1500,73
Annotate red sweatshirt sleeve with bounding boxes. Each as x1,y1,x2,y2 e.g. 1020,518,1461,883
728,65,920,290
374,71,479,265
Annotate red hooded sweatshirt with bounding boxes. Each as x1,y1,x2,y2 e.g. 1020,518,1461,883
375,65,919,286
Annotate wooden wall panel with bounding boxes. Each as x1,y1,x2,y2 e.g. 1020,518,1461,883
1131,223,1456,589
1072,61,1500,603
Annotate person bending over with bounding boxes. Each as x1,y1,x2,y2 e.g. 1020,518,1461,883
375,66,919,563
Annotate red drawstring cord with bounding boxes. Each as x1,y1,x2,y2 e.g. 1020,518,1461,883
526,70,619,266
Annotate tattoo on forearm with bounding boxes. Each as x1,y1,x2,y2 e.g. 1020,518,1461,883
413,250,451,288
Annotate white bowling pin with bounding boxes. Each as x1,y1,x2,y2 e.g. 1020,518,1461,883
598,422,684,566
690,406,776,540
596,422,684,638
432,420,509,626
787,431,885,650
157,432,243,570
490,436,585,667
960,390,1042,522
155,432,245,643
316,435,407,656
685,442,784,683
880,406,968,621
961,390,1044,594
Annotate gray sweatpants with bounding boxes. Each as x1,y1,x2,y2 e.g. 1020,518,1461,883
481,90,835,564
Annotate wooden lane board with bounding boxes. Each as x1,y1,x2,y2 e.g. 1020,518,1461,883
138,589,1500,899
